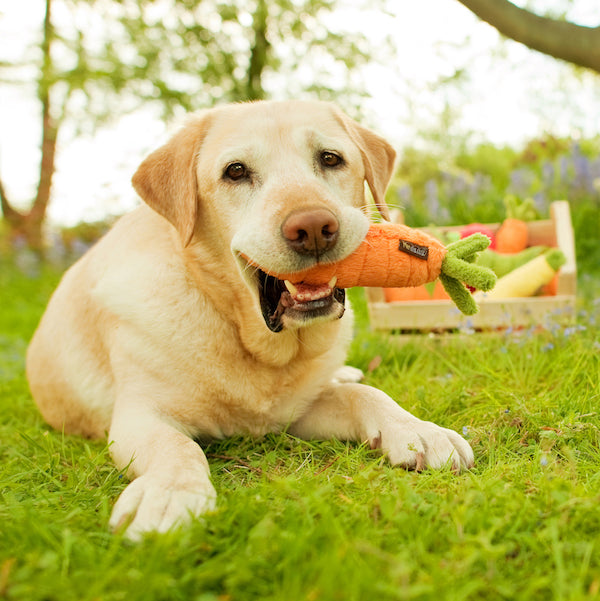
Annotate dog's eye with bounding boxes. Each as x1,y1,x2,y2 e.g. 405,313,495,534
224,162,248,181
320,151,343,168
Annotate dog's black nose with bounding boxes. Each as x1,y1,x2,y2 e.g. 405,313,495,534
281,209,339,257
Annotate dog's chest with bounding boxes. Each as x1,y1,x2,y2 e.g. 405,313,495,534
187,354,334,438
102,264,351,439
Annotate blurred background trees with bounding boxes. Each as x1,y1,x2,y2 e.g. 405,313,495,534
0,0,379,250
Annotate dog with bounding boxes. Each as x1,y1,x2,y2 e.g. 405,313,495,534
27,100,473,540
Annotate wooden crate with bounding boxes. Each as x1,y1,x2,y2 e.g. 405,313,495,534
365,201,577,332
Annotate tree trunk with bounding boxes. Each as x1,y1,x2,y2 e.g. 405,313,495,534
0,0,57,251
246,0,269,100
456,0,600,74
28,87,59,249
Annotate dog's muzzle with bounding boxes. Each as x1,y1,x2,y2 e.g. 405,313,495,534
256,270,345,332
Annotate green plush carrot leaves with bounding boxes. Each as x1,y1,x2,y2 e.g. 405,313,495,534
440,233,497,315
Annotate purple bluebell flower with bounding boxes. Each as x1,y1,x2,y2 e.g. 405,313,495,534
542,161,554,188
509,169,534,196
450,173,468,196
571,143,594,194
425,179,439,215
533,191,547,213
396,184,412,208
559,156,570,184
71,238,92,258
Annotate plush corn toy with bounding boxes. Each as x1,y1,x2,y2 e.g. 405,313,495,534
247,223,497,315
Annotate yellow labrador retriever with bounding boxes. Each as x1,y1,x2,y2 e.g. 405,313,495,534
27,100,473,540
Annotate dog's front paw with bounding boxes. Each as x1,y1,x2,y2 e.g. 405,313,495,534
332,366,364,384
372,419,474,472
109,474,217,541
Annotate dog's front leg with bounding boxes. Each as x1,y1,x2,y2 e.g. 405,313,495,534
108,397,216,541
289,383,474,472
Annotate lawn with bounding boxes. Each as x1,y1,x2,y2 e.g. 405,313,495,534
1,255,599,601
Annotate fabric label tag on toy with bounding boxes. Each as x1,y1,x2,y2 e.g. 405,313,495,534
398,239,429,260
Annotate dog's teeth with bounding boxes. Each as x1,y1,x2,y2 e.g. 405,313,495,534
284,280,298,296
328,276,337,289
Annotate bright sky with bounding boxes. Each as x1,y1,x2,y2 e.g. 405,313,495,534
1,0,599,225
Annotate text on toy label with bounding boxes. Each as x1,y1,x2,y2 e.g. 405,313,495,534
398,239,429,260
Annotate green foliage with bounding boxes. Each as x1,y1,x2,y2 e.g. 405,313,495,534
58,219,113,251
394,135,600,277
1,261,600,601
455,143,519,191
517,135,572,166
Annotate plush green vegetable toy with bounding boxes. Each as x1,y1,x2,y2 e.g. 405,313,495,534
475,249,565,300
476,246,548,278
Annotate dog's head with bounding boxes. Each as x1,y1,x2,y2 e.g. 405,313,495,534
132,100,396,332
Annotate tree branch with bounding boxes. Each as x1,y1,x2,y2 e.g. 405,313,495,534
456,0,600,74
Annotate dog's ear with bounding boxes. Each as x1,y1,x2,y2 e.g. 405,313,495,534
132,112,212,245
333,108,396,220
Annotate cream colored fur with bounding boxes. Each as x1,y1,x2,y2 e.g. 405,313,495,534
26,100,473,541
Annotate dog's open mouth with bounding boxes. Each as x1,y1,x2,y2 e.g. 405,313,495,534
256,270,346,332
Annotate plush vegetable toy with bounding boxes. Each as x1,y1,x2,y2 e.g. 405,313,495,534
384,280,449,302
245,223,497,316
474,249,565,300
495,195,538,253
476,246,548,278
460,223,497,249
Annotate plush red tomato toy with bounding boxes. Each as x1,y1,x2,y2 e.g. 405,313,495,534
460,223,496,250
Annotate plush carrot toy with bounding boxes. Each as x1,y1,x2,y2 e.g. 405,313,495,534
495,195,538,254
245,223,497,315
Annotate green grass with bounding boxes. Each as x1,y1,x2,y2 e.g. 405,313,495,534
1,256,599,601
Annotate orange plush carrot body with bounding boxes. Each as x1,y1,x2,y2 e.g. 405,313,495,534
384,280,449,302
495,218,528,253
255,223,448,288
